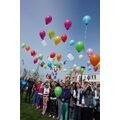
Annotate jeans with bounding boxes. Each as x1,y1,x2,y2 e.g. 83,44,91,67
60,102,69,120
36,94,43,107
32,92,38,105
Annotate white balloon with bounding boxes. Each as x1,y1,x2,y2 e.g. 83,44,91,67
79,54,84,60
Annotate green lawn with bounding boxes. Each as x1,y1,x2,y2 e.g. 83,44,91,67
20,94,54,120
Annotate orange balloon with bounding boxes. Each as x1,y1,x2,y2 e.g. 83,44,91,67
57,54,62,61
90,54,100,66
25,45,30,51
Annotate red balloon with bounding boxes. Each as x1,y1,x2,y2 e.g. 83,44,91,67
31,50,36,57
61,34,67,42
90,54,100,66
45,16,52,25
33,58,38,64
50,52,56,58
47,74,51,79
93,66,98,72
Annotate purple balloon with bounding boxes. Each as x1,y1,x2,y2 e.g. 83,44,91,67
64,19,72,30
87,60,91,66
39,30,46,40
86,48,94,57
45,16,52,25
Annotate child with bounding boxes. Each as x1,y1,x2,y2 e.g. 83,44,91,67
36,80,43,109
73,82,84,120
49,81,57,118
42,80,50,115
69,82,76,120
60,81,71,120
82,86,94,120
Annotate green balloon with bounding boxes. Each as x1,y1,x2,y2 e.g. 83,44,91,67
75,41,84,52
21,43,26,48
80,68,85,74
48,31,55,39
53,60,58,67
54,86,62,97
70,68,74,73
38,54,43,60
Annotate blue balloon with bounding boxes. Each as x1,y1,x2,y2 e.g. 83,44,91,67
47,62,52,67
88,66,92,71
82,15,91,25
69,40,75,46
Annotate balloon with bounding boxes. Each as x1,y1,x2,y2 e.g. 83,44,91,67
47,74,51,79
43,64,48,69
87,60,91,66
86,48,94,57
57,54,62,61
47,62,52,67
97,63,100,68
50,52,56,58
73,64,77,68
39,30,46,40
88,66,92,71
54,36,61,45
64,19,72,30
63,69,67,72
90,54,100,66
31,50,36,57
21,43,26,48
59,66,62,71
38,54,43,60
45,16,52,25
79,54,84,60
53,60,58,67
48,31,55,39
25,45,30,51
93,66,98,72
70,68,74,74
80,67,85,74
33,57,38,64
67,53,74,61
54,86,62,97
75,41,84,52
61,34,67,42
82,15,92,26
69,40,75,46
75,66,80,72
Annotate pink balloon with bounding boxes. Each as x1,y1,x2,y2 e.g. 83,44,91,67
75,66,80,72
86,48,94,57
64,19,72,30
87,60,91,66
45,16,52,25
39,30,46,40
33,58,38,64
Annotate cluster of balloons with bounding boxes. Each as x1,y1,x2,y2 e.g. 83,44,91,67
50,52,62,61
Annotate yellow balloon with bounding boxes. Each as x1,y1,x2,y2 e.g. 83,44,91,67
97,63,100,68
59,66,62,71
48,31,55,39
70,68,74,73
54,36,61,45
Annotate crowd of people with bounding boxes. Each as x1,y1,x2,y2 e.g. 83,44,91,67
20,75,100,120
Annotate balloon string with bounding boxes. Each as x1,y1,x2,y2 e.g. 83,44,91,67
84,26,88,53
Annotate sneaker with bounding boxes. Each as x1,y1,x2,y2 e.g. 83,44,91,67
49,114,51,117
52,116,55,119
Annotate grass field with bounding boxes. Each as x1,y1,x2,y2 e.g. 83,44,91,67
20,93,54,120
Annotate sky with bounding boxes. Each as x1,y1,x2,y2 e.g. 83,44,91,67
20,0,100,79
